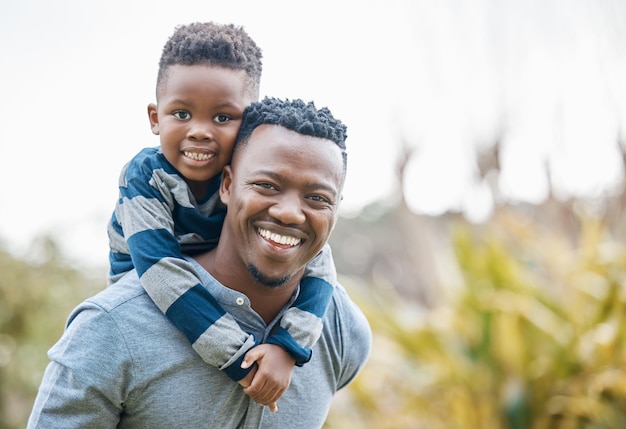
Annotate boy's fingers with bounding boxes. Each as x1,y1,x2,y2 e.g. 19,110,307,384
269,402,278,413
241,352,258,369
241,348,266,368
238,368,256,388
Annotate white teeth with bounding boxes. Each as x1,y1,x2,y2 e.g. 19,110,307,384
184,151,214,161
258,228,301,246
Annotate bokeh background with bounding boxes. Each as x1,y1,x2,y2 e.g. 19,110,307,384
3,0,626,427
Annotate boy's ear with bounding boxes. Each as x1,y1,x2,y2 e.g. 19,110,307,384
219,165,233,205
147,103,159,135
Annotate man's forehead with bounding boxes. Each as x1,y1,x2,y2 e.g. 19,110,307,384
242,125,339,158
238,126,343,186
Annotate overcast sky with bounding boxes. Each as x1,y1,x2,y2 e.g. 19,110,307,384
2,0,625,266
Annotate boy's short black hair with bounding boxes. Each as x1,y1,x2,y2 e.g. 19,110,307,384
235,97,348,173
156,22,263,98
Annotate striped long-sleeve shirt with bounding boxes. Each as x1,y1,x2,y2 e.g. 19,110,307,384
107,147,336,380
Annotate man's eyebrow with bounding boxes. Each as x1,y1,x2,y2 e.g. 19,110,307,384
252,170,339,195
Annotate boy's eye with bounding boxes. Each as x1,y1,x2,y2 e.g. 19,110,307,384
214,114,231,123
173,111,191,120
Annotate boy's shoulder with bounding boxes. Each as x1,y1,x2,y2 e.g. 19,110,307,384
128,146,164,168
121,146,176,179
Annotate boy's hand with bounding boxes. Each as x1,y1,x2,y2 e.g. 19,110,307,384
238,344,295,412
238,367,279,412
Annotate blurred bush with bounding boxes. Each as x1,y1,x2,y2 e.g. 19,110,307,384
0,236,104,429
326,209,626,428
4,208,626,428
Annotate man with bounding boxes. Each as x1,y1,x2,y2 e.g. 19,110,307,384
27,97,372,428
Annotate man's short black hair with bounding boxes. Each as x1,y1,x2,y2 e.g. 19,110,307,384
156,22,263,98
235,97,348,172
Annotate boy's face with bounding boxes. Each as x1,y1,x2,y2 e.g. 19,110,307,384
148,64,256,196
219,124,345,288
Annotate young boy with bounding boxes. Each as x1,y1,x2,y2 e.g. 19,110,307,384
107,22,338,410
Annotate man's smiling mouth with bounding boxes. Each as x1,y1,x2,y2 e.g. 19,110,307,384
258,228,301,246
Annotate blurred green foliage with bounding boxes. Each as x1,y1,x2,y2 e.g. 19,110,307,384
4,209,626,428
326,210,626,428
0,237,104,429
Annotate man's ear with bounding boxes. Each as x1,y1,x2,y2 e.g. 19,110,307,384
147,103,159,135
220,165,233,205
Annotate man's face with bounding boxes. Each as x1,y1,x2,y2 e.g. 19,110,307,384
220,124,344,288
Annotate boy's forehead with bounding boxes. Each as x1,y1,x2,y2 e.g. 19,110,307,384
157,64,258,99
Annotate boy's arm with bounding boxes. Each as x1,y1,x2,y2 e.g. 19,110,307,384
302,243,338,284
233,245,337,410
265,244,337,365
116,169,255,381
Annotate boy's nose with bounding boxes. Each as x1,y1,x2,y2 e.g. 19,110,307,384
188,121,214,141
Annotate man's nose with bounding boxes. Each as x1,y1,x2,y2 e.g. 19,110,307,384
268,193,306,225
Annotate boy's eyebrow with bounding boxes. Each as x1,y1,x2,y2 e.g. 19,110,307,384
168,98,244,110
214,100,247,110
165,98,193,107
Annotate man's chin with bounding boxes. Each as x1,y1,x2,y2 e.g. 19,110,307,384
247,264,292,288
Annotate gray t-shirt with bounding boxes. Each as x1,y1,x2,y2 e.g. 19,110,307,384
27,257,371,429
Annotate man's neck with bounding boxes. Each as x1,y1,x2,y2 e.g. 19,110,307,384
193,250,301,324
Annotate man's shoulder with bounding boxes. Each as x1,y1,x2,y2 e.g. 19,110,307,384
311,282,371,389
327,283,371,340
329,283,365,315
81,271,148,315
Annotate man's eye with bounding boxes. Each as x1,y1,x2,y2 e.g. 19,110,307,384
214,114,231,123
309,195,331,204
256,183,277,191
173,111,191,120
